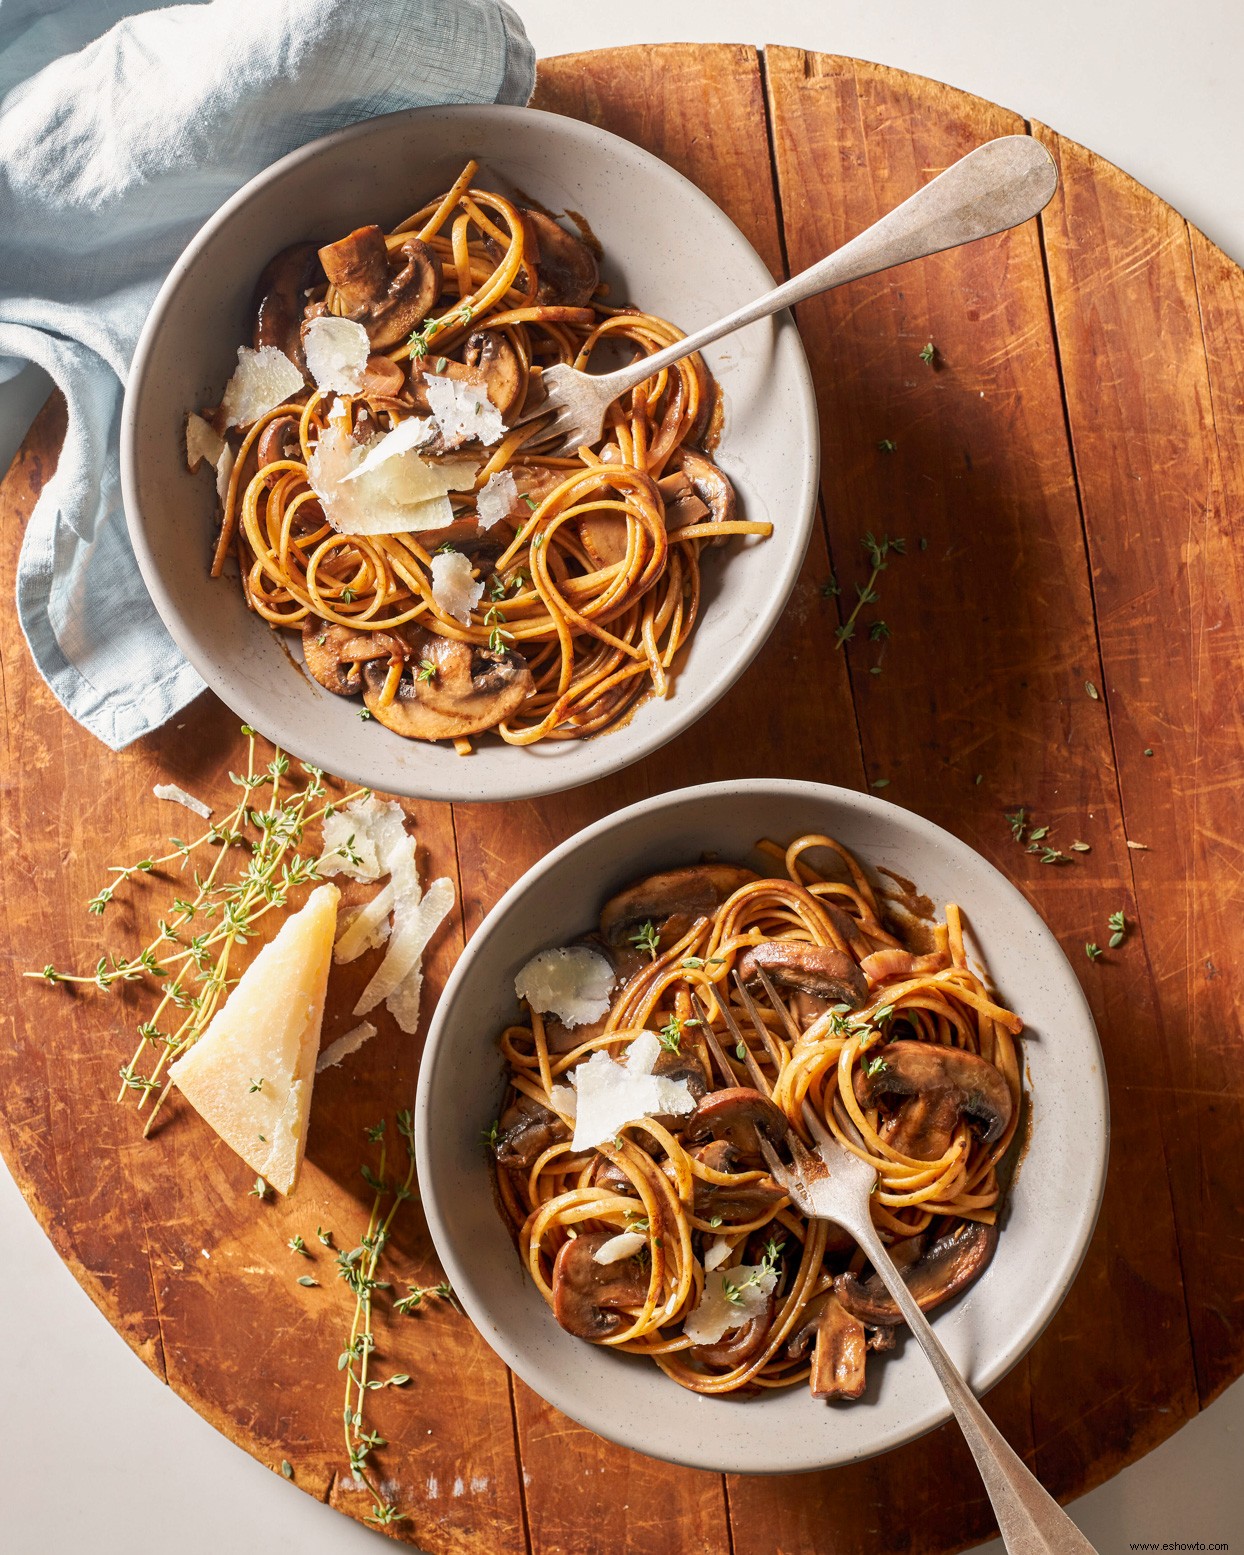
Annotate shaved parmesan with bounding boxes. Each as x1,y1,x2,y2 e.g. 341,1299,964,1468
549,1083,577,1119
318,794,408,883
214,442,235,505
684,1265,777,1345
303,316,370,394
593,1231,646,1265
334,884,395,964
625,1029,661,1075
220,345,303,429
430,550,484,624
476,469,519,529
308,423,476,536
316,1020,377,1073
354,876,454,1018
515,946,615,1030
424,372,506,449
185,413,224,472
341,414,435,479
168,883,339,1195
703,1237,733,1272
153,782,211,819
384,964,424,1035
566,1043,694,1152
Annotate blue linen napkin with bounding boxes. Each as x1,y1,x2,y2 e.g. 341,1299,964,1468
0,0,535,749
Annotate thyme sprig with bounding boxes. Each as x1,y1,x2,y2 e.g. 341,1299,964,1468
835,533,906,650
338,1112,453,1526
29,728,367,1132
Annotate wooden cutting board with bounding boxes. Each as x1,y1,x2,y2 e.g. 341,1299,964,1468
1,44,1240,1554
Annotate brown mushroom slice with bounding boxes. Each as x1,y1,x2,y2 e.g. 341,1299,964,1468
684,1140,784,1222
688,1296,775,1370
578,511,631,570
253,242,321,368
318,226,441,351
494,1093,569,1170
853,1041,1013,1162
462,329,524,416
835,1221,997,1327
362,639,532,742
737,941,869,1011
525,209,600,306
552,1230,649,1341
256,414,302,470
685,1087,788,1168
302,620,401,697
357,353,407,399
599,863,755,947
671,447,740,544
795,1294,867,1400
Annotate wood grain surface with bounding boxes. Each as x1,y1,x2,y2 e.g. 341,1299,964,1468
1,43,1239,1555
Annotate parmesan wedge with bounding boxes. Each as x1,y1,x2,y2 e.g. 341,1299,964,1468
168,883,340,1195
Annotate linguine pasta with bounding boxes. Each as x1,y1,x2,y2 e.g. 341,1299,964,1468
491,834,1023,1399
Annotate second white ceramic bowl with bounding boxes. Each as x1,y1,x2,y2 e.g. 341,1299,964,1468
415,780,1109,1474
121,105,818,801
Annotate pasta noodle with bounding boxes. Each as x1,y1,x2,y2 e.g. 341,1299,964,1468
197,162,772,750
491,834,1024,1399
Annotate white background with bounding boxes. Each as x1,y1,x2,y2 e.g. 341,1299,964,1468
3,2,1242,1551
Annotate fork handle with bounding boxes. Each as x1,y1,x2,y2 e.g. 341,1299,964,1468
595,134,1056,400
850,1219,1098,1555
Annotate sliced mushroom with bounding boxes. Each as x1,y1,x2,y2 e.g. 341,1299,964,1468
463,329,524,416
737,941,869,1011
415,517,514,575
362,634,533,741
253,242,321,367
599,863,755,948
495,1093,569,1170
552,1230,648,1340
670,448,736,532
789,1293,868,1400
256,414,302,470
525,209,600,306
854,1041,1013,1162
685,1088,788,1167
835,1221,997,1327
687,1140,787,1223
578,511,632,570
318,226,441,351
357,353,407,399
302,620,406,697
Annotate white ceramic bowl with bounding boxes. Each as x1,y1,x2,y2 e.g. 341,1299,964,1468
121,106,818,801
416,780,1109,1474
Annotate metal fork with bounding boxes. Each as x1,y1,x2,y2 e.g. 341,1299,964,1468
734,982,1097,1554
512,134,1057,455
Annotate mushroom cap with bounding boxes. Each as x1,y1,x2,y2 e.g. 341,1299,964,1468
598,863,755,946
301,620,406,697
853,1040,1013,1160
362,635,533,742
684,1086,789,1158
551,1230,649,1341
737,941,869,1009
834,1220,997,1326
357,353,407,399
462,329,524,416
256,414,302,471
494,1093,569,1170
671,448,737,528
524,209,599,306
317,226,441,351
687,1140,786,1223
253,241,321,367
